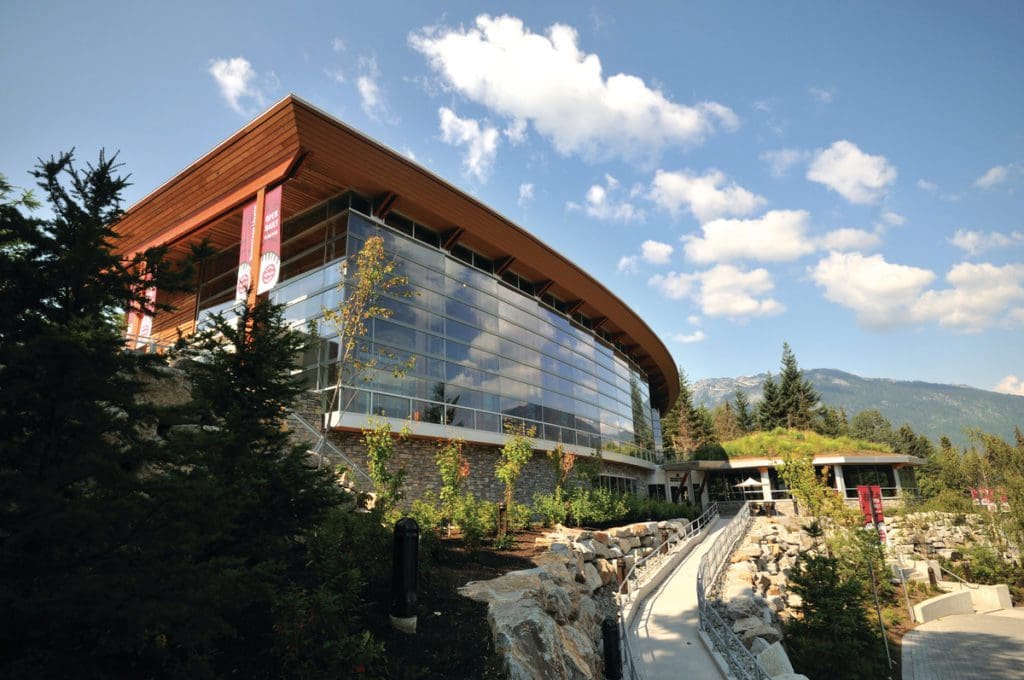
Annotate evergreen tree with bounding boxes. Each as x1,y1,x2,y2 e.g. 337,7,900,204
734,388,755,433
662,367,701,455
695,404,719,450
0,152,200,676
756,372,786,430
814,405,849,437
778,342,820,429
785,554,887,679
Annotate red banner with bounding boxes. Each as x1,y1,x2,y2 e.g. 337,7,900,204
236,200,257,302
256,185,282,295
870,485,887,543
136,284,157,348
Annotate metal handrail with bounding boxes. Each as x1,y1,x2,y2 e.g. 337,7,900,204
287,408,374,485
696,501,773,680
614,503,720,679
936,563,981,590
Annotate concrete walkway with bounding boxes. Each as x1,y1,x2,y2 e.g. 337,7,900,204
902,610,1024,679
628,517,730,680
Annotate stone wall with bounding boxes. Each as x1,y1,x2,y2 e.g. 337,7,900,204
886,511,1015,561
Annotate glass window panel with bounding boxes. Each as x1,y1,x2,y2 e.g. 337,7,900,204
372,393,410,419
449,407,475,429
411,400,443,424
476,411,501,433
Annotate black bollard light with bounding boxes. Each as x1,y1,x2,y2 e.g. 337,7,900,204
602,616,623,680
390,517,419,634
927,565,938,589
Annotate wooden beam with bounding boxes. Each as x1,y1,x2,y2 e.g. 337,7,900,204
696,473,709,509
590,316,608,329
494,256,516,275
372,191,398,219
127,151,303,256
442,227,465,250
566,299,584,315
245,187,267,311
535,279,554,297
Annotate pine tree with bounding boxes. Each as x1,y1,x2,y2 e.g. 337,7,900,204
711,401,742,441
757,372,786,430
778,342,819,429
815,405,849,437
662,367,697,454
734,388,755,433
0,151,199,675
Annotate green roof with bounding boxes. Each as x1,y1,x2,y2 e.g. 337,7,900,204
693,428,892,461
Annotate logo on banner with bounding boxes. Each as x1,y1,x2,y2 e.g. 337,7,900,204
236,200,257,302
256,186,282,295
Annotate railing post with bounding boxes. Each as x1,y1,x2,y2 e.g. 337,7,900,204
602,617,623,680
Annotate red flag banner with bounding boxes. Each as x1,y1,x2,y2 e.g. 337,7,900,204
256,185,282,295
236,200,257,302
869,484,887,543
857,485,873,527
136,284,157,349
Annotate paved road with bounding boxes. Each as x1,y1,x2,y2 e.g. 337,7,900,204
902,611,1024,679
628,518,729,680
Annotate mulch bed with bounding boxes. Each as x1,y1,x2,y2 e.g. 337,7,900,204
366,529,550,679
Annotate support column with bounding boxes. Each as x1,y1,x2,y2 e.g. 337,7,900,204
893,465,903,499
759,467,772,501
834,465,847,497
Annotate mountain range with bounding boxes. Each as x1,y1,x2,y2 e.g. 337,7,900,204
690,368,1024,448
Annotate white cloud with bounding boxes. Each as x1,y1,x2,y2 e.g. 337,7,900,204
974,165,1009,189
647,271,694,300
807,140,897,204
438,107,500,181
760,148,810,178
649,265,784,319
504,119,528,145
686,315,701,326
994,375,1024,396
517,182,534,207
567,175,643,222
912,262,1024,332
949,229,1024,256
325,67,345,84
640,239,674,264
209,57,274,114
917,178,937,191
673,330,707,343
410,15,738,162
356,56,390,121
810,252,935,328
331,37,346,52
809,86,835,103
683,209,815,263
649,169,766,222
403,148,417,161
881,211,906,227
617,255,639,274
818,228,882,252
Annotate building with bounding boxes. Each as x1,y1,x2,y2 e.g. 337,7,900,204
115,95,678,504
115,95,924,508
665,452,924,511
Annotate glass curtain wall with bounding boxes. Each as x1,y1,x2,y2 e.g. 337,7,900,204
194,191,664,459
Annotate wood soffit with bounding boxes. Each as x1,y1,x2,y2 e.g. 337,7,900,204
113,95,680,411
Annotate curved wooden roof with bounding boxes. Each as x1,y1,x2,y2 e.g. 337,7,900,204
115,95,679,411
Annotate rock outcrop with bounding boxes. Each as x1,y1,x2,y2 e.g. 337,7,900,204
461,518,697,679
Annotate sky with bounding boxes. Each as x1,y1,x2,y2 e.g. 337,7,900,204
2,1,1023,394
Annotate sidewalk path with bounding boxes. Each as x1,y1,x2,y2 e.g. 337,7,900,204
902,611,1024,679
628,517,730,680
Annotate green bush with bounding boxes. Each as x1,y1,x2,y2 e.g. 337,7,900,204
567,487,628,527
533,489,567,527
508,501,532,531
455,493,496,549
406,492,444,564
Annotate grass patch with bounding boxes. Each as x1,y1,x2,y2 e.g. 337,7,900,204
694,428,892,460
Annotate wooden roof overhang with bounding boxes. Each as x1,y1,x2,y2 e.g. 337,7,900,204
114,95,679,411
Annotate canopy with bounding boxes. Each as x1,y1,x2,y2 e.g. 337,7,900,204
734,477,763,488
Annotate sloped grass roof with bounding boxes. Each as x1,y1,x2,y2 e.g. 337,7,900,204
694,428,892,461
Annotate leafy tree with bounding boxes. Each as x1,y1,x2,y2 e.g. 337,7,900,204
436,437,469,534
757,372,786,430
849,409,894,444
546,442,575,494
711,401,742,441
734,388,755,433
785,554,887,680
778,342,820,429
320,234,413,464
891,423,934,459
495,422,535,535
363,419,408,519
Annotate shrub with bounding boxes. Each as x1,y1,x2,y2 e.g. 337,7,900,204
455,494,497,549
533,489,567,527
406,492,444,565
508,501,532,531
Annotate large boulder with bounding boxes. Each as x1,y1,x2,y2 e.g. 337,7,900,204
756,641,794,676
